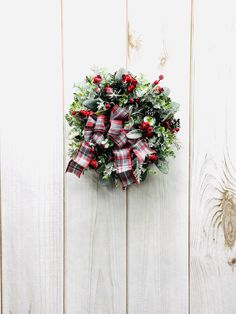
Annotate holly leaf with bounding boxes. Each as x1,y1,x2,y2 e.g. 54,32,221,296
155,159,169,174
83,98,100,110
126,129,143,139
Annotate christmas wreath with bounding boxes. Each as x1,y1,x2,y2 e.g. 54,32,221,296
66,68,180,189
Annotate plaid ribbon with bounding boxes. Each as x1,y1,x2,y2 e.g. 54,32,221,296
113,148,137,188
108,105,129,148
132,139,156,164
94,115,106,133
108,120,127,148
84,114,106,145
66,141,94,178
110,104,129,121
84,115,96,142
66,160,83,178
92,115,106,144
66,104,158,188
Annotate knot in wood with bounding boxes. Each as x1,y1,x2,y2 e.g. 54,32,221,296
222,191,236,248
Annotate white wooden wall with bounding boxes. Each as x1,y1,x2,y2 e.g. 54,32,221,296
1,0,236,313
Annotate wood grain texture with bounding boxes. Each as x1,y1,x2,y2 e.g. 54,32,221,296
0,0,64,312
127,0,190,313
62,1,127,312
190,0,236,313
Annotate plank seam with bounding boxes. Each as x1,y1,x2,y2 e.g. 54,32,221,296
125,1,129,313
0,142,2,313
59,0,66,312
188,0,195,312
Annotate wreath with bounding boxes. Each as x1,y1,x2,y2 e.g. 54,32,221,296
65,68,181,189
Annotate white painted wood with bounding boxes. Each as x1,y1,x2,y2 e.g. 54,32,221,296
127,0,190,313
0,0,63,312
63,1,127,312
190,0,236,313
2,0,236,313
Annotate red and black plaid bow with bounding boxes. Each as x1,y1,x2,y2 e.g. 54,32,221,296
66,105,155,188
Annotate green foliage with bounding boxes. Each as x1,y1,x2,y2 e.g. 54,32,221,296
66,68,181,187
126,129,143,139
155,159,169,174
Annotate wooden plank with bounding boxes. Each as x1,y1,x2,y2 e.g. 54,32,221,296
62,1,127,312
0,0,63,312
127,0,190,313
190,0,236,313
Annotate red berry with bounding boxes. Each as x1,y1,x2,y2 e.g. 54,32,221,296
122,74,132,83
104,86,113,94
146,132,153,138
154,80,159,85
127,84,135,93
79,109,90,116
129,98,134,103
90,160,98,169
173,127,180,133
147,126,153,133
131,78,137,85
159,74,164,80
165,121,171,129
136,98,140,103
72,111,77,116
95,87,101,93
156,86,163,94
93,75,102,84
105,102,111,109
141,121,150,130
149,154,158,162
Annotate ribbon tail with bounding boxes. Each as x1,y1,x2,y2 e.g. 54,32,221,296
66,141,94,178
113,148,137,188
66,160,83,178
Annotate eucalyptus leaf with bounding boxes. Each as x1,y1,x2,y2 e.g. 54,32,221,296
126,129,143,139
115,68,126,81
83,98,100,110
155,159,169,174
124,117,134,128
170,102,180,112
163,87,170,96
161,110,172,121
162,102,180,121
153,102,160,109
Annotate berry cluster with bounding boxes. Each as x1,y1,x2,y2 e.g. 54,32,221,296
66,68,181,187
